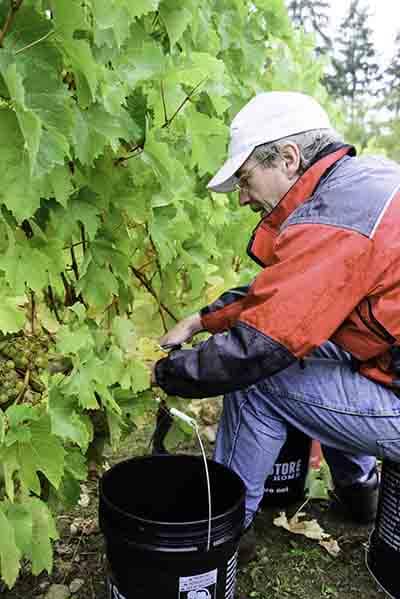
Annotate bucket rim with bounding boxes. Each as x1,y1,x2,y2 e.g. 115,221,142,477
99,454,246,529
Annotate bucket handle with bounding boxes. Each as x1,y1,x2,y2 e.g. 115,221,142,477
154,397,213,552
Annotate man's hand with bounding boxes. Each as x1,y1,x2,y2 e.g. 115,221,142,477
159,313,203,349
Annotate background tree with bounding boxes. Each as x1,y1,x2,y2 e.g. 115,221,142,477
384,31,400,117
287,0,331,55
324,0,381,112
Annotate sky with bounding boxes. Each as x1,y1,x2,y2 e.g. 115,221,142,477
329,0,400,64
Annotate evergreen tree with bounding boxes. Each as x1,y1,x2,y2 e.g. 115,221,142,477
287,0,331,54
385,32,400,116
324,0,381,111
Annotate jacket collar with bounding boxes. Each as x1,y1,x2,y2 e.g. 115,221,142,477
262,144,355,230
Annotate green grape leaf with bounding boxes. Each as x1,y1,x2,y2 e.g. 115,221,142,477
36,128,70,177
72,104,139,165
5,428,31,448
56,470,82,509
0,411,4,445
185,107,228,176
26,497,58,576
0,506,21,588
116,389,154,426
0,446,19,502
160,1,192,48
48,389,92,451
0,111,41,221
166,52,225,88
118,34,166,88
18,415,66,493
95,383,121,415
62,38,100,108
103,346,125,384
125,0,160,18
127,359,151,393
77,262,119,310
112,316,136,353
4,502,33,556
65,448,88,481
0,297,25,334
5,405,41,429
57,324,94,355
67,189,102,240
0,233,52,294
106,410,123,450
52,0,89,36
60,360,100,411
4,66,42,175
91,1,132,48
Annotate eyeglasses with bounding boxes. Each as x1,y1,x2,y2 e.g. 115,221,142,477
233,161,264,192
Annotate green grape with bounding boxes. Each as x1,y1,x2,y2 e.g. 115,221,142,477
36,356,48,369
5,360,14,369
0,393,8,404
18,356,28,368
15,381,24,393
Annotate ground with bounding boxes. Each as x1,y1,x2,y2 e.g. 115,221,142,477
2,418,386,599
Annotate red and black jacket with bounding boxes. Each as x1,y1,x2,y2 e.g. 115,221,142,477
155,146,400,398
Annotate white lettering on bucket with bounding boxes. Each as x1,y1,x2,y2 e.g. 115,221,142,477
179,568,217,599
273,459,302,481
108,579,127,599
225,552,238,599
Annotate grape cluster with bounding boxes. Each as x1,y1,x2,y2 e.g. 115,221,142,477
0,333,51,408
0,360,25,405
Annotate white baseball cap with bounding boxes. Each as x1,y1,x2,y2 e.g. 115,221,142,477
207,91,332,193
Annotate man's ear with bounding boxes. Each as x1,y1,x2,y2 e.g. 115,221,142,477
280,143,301,179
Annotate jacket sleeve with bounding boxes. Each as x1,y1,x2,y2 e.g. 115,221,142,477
200,285,250,333
155,224,375,398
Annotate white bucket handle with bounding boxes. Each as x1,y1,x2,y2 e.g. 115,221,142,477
155,398,213,552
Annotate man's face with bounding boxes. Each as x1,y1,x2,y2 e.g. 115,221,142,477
235,144,300,216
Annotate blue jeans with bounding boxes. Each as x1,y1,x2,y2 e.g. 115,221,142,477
213,342,400,527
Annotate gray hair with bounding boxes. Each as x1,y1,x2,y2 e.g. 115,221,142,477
251,129,344,175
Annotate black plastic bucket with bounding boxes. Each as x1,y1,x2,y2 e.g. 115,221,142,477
261,426,312,508
367,459,400,598
99,454,246,599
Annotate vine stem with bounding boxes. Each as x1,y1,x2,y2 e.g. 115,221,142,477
30,290,35,335
130,265,178,324
70,245,80,281
15,368,30,404
0,0,24,47
160,80,168,124
147,226,163,284
15,28,54,54
114,145,143,166
47,285,63,324
80,223,87,253
161,79,205,128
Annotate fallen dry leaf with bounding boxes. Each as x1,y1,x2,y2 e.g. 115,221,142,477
201,424,218,443
319,538,341,557
273,511,341,556
273,511,330,541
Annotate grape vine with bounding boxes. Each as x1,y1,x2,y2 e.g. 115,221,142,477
0,0,337,587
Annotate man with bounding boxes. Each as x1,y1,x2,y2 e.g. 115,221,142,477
151,91,400,561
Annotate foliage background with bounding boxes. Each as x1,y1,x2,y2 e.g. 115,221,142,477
0,0,356,587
